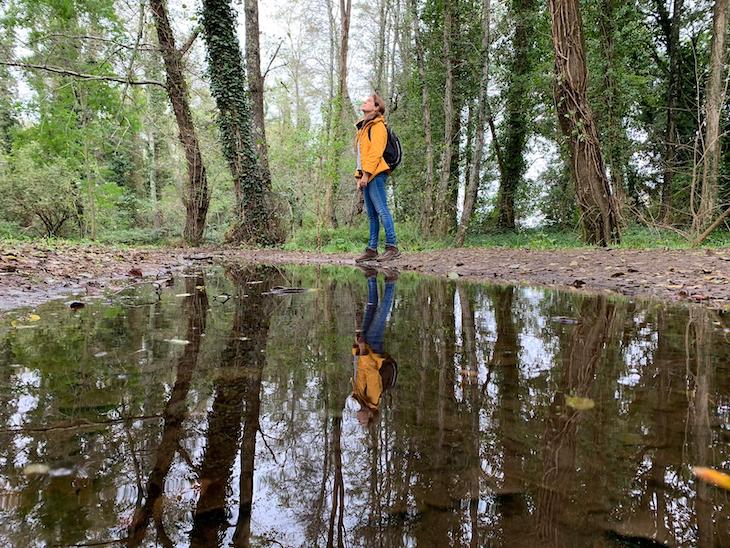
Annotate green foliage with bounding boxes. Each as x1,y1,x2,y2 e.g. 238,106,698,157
0,143,79,237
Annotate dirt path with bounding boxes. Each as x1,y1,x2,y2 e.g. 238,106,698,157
1,242,729,310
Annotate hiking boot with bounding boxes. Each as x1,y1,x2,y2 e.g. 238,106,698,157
357,265,378,278
355,247,379,263
377,245,401,262
381,267,400,283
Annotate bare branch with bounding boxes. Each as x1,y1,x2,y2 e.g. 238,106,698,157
179,26,201,57
262,39,284,81
0,60,165,87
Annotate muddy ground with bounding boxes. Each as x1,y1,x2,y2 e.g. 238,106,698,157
1,242,729,310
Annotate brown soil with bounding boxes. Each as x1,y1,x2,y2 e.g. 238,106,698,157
1,242,729,310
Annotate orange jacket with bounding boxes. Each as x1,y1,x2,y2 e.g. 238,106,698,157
355,115,390,179
351,343,386,410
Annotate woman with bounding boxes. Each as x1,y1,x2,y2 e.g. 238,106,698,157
354,94,400,263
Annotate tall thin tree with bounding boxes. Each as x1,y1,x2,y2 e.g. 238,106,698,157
496,0,536,230
695,0,729,231
149,0,210,245
244,0,272,188
455,0,492,246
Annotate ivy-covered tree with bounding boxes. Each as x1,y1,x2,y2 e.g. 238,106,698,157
200,0,281,245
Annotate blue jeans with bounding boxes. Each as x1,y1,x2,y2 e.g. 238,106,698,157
363,172,397,250
361,277,396,355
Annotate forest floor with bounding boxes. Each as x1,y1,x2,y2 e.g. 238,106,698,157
1,241,729,310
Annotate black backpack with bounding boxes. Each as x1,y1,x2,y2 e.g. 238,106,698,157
369,124,402,171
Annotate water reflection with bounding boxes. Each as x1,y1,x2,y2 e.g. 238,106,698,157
351,267,398,426
0,266,728,546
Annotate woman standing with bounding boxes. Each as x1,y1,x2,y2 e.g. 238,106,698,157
354,94,400,263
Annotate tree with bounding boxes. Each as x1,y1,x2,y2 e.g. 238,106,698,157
244,0,272,188
694,0,729,231
149,0,210,245
431,0,456,237
200,0,281,245
495,0,536,230
657,0,685,222
548,0,621,245
455,0,492,246
409,0,436,233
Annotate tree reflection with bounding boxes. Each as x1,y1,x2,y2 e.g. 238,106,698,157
189,266,281,548
127,273,208,547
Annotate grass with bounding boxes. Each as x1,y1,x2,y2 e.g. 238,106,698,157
2,223,729,254
283,222,730,253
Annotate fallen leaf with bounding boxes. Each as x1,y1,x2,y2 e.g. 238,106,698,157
94,351,108,358
24,464,50,476
565,395,595,411
195,285,205,290
175,293,192,297
447,272,460,280
693,467,730,490
28,314,40,322
165,338,190,345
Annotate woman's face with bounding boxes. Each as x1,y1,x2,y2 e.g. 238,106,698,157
361,95,376,114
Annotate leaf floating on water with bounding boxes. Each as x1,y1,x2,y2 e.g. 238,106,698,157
175,293,192,297
28,314,40,322
24,463,50,476
565,395,595,411
693,467,730,490
165,338,190,345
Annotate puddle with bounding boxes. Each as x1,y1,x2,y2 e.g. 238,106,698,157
0,265,728,546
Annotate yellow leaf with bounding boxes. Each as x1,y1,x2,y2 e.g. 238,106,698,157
28,314,40,322
10,320,18,328
693,467,730,490
565,395,595,411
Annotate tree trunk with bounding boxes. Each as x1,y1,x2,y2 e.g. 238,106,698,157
432,1,455,237
456,0,492,246
659,0,685,222
496,0,535,230
409,0,436,233
150,0,210,246
323,0,352,229
596,0,629,222
201,0,280,245
244,0,272,188
548,0,621,246
695,0,729,231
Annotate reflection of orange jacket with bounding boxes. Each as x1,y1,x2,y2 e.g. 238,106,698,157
351,343,385,410
355,115,390,178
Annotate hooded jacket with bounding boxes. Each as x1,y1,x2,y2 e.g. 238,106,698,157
355,114,390,179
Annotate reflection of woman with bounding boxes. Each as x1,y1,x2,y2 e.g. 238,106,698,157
351,268,398,426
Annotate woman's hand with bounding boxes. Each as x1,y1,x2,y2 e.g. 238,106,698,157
357,173,370,190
